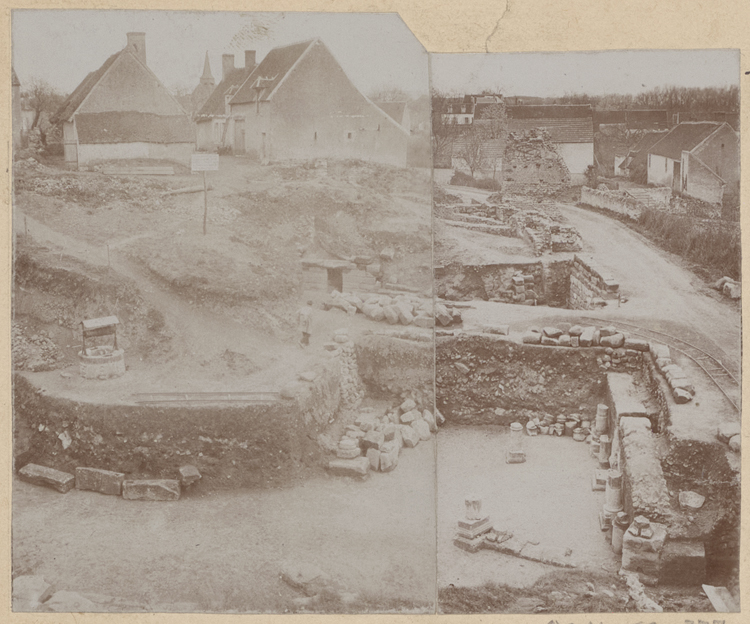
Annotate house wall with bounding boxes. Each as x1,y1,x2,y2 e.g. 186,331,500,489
691,124,740,204
195,120,215,151
77,141,193,166
63,121,78,165
647,153,677,187
557,142,593,184
79,53,186,116
683,152,725,205
239,42,408,167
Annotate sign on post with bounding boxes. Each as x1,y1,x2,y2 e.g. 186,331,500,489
191,153,219,235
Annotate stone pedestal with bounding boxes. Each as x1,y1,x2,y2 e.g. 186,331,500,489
456,517,493,539
598,434,611,469
507,422,526,463
595,404,609,435
465,496,483,520
620,517,667,586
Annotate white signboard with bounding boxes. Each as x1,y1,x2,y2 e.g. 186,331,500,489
191,153,219,172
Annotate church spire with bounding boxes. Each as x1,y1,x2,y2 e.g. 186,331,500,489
200,52,215,86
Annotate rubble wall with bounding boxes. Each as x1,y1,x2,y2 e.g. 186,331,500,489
580,187,642,220
13,374,329,489
436,335,612,425
355,334,434,408
436,262,543,304
569,254,620,310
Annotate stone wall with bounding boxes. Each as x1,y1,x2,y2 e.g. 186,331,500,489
580,186,642,220
569,254,620,309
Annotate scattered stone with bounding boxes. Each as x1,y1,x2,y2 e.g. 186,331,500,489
178,465,201,487
400,425,420,448
678,490,705,510
12,575,54,611
422,410,437,433
600,333,625,348
361,430,385,451
543,327,563,338
728,435,741,453
400,398,417,412
672,388,693,404
75,467,125,496
326,457,370,478
336,446,361,459
379,442,399,472
717,422,741,444
18,464,75,493
400,409,419,424
522,331,542,345
366,448,381,470
412,418,431,441
122,479,180,501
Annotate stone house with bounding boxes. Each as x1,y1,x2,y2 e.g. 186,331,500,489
195,51,258,152
646,121,739,205
51,32,195,169
228,39,409,167
507,105,594,184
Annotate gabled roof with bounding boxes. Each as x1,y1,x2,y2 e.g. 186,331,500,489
619,131,668,170
51,51,120,124
75,111,195,144
508,118,593,143
375,101,407,126
230,39,315,105
648,122,723,160
196,65,256,120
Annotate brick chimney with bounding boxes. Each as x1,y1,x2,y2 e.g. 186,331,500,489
245,50,256,69
126,32,147,66
222,54,235,81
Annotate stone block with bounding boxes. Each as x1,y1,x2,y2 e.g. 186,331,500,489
400,398,417,412
624,338,649,352
18,464,75,493
422,410,437,433
456,517,492,539
479,324,510,335
592,469,607,491
673,388,693,404
541,336,559,346
659,541,705,586
650,342,671,360
383,305,400,324
678,490,705,510
75,467,125,496
122,479,181,501
623,522,667,554
400,425,420,448
337,446,362,459
412,418,432,441
326,457,370,478
366,448,381,470
522,331,542,345
339,437,359,450
400,409,419,424
361,430,385,451
379,443,399,472
453,535,484,553
579,326,595,347
413,314,434,328
600,333,625,348
543,326,563,338
717,421,741,444
506,450,526,464
178,465,201,487
383,424,397,441
558,334,571,347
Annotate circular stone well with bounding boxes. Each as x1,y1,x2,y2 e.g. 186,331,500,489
78,347,125,379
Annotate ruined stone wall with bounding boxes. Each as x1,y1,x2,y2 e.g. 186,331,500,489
580,186,642,220
502,130,571,192
569,254,620,310
436,262,545,304
13,374,329,489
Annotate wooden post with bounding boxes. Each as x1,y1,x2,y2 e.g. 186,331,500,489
203,170,208,236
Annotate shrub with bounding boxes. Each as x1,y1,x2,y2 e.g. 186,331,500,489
449,170,502,192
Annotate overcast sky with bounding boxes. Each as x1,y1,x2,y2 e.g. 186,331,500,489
432,49,740,96
12,10,429,98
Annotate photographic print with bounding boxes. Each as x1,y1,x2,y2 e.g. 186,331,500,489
431,50,741,614
11,10,434,613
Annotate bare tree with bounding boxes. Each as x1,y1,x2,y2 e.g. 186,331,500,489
457,126,489,178
24,78,65,145
431,89,461,167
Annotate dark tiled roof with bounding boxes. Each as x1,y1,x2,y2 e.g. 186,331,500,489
51,52,120,124
375,101,407,125
450,133,505,160
75,111,195,144
196,66,256,119
648,122,722,160
508,118,593,143
230,40,315,105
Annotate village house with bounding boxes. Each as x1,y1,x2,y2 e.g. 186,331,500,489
646,121,739,205
507,105,594,184
615,130,668,180
227,38,409,167
195,51,258,152
51,32,195,169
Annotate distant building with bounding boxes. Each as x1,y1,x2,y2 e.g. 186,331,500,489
195,50,258,151
185,52,216,115
12,67,21,150
647,121,739,205
51,32,195,169
442,95,475,126
227,39,409,167
507,105,594,184
616,131,668,180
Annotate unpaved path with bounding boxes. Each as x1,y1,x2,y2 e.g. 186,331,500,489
13,440,437,613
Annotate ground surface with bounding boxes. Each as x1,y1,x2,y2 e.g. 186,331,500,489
13,439,437,613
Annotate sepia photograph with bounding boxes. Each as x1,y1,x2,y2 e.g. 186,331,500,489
432,49,741,614
11,9,435,613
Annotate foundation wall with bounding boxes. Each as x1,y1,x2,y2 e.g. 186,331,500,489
569,254,620,310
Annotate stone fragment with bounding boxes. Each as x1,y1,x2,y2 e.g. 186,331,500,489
336,446,361,459
717,422,741,444
400,398,417,412
522,331,542,345
178,465,201,487
298,371,317,382
623,338,649,352
543,326,563,338
12,575,54,611
122,479,181,501
400,409,419,424
18,464,75,493
326,457,370,477
400,425,420,448
366,448,381,470
379,442,399,472
728,435,741,453
454,362,470,374
558,334,571,347
44,590,97,612
600,333,625,348
422,410,437,433
579,326,595,347
479,324,510,335
383,305,400,324
412,418,432,441
673,388,693,404
541,336,559,346
75,467,125,496
361,430,385,451
678,490,705,510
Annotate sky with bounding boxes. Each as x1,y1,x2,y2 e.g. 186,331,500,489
12,10,429,98
431,49,740,97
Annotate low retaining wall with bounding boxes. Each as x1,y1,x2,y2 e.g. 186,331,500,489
581,186,642,220
569,254,620,310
